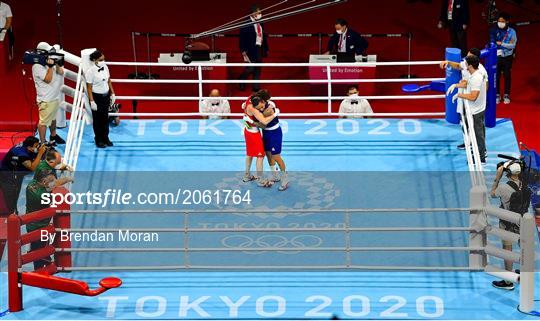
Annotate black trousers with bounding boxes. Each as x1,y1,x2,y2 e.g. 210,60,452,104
239,47,262,92
449,28,467,56
0,172,24,214
462,110,487,161
92,92,111,144
496,55,513,96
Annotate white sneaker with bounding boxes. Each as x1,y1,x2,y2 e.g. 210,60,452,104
496,94,501,104
503,95,510,104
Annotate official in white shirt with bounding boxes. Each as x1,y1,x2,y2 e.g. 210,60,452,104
32,54,66,144
199,89,231,119
0,1,13,58
0,1,12,32
86,50,116,148
455,55,487,164
338,86,373,118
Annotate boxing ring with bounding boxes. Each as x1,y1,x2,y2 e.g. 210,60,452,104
1,43,538,319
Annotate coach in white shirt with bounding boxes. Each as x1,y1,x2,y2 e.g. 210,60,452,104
199,89,230,119
338,85,373,118
32,56,65,144
440,48,487,82
86,50,116,148
0,1,13,58
456,55,487,164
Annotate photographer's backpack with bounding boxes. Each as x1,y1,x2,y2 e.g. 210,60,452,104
507,181,532,215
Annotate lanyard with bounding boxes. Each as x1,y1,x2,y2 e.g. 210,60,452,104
499,29,510,42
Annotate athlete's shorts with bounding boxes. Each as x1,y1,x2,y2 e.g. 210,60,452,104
263,127,283,155
38,100,60,126
244,128,265,157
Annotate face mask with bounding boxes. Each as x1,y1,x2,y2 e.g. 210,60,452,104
97,61,106,67
54,163,63,170
336,29,343,35
33,148,38,153
255,14,262,20
498,22,506,29
349,93,359,97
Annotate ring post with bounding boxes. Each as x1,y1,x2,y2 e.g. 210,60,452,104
445,48,461,125
469,186,488,269
483,45,497,128
53,187,72,269
7,214,22,312
519,213,536,313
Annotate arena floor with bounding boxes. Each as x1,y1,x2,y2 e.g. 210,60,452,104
1,118,539,319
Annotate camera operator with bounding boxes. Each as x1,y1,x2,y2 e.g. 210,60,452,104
490,160,531,290
0,136,46,214
32,52,66,145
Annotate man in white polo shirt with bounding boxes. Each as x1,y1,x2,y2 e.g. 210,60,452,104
0,1,12,32
338,85,373,118
0,1,13,58
199,89,231,119
455,55,487,164
32,55,66,144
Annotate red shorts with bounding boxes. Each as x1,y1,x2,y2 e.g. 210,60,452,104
244,128,265,157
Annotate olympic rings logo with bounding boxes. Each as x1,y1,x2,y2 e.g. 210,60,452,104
221,234,323,254
214,172,340,219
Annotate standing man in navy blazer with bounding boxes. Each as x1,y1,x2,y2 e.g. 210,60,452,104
325,19,368,55
438,0,469,56
239,5,269,92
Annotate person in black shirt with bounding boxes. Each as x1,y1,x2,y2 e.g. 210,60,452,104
325,18,368,55
238,4,269,92
0,136,46,214
438,0,470,56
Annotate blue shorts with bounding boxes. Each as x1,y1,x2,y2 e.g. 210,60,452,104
262,126,283,155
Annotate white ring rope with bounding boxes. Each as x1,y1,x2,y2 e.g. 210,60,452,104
115,95,445,101
111,78,444,84
109,112,446,117
105,61,443,67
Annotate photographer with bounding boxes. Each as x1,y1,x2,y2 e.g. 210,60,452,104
34,149,73,185
0,136,45,214
32,50,66,144
490,160,531,290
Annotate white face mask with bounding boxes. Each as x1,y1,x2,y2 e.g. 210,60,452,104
336,29,343,35
255,14,262,20
349,93,359,97
97,61,106,68
54,163,63,170
33,148,38,153
497,22,506,29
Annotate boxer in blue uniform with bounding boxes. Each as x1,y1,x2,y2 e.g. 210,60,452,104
254,90,289,191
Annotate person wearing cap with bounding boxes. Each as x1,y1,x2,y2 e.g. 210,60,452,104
490,161,523,290
238,4,269,92
32,49,66,144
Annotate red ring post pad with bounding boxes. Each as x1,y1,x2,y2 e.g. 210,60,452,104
21,271,122,296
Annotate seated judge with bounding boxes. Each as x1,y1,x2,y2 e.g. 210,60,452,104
325,18,368,55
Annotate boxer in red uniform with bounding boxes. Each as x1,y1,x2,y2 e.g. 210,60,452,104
242,95,276,187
